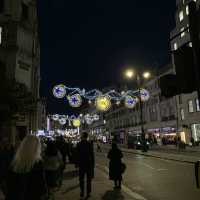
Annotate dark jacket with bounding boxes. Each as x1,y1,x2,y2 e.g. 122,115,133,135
76,140,95,172
107,148,123,180
6,161,47,200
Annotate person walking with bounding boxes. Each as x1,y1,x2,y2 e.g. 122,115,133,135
43,141,64,195
5,135,48,200
76,132,95,199
107,143,123,189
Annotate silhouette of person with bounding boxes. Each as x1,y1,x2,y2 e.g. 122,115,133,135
76,132,95,198
107,143,123,189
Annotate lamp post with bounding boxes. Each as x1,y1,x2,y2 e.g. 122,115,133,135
124,69,151,152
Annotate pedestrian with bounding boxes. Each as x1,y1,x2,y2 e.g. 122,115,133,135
107,143,124,189
43,141,64,195
0,139,15,196
190,137,195,147
96,140,102,152
5,135,48,200
76,132,95,199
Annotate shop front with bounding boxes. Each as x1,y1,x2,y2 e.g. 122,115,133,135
191,124,200,142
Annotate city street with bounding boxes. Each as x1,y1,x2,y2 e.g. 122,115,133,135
95,146,200,200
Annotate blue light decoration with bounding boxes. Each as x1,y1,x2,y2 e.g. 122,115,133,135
51,114,100,125
52,84,66,99
52,84,150,111
140,89,150,102
124,96,138,109
67,94,82,108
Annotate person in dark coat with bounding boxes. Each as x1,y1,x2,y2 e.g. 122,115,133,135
76,132,95,198
107,143,123,189
5,135,48,200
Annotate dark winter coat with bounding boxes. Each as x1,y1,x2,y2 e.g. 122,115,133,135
107,148,123,181
5,161,47,200
76,140,95,176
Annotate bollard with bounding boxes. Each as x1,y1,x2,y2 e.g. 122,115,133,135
195,161,200,188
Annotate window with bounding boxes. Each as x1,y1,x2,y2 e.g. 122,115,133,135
180,27,185,38
186,5,189,15
196,99,200,111
0,27,2,44
180,109,185,120
189,42,192,47
188,100,194,113
179,10,184,22
21,3,29,20
174,43,178,50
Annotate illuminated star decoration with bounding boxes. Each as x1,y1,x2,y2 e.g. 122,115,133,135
68,94,82,108
53,85,66,99
52,84,150,111
140,89,150,102
125,96,137,109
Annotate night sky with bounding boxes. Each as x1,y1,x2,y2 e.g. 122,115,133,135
37,0,176,114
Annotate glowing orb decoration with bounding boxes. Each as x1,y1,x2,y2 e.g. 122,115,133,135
53,84,66,99
95,95,111,112
124,96,137,109
140,89,150,102
52,114,59,121
68,94,82,108
93,114,100,121
59,118,67,125
72,118,81,127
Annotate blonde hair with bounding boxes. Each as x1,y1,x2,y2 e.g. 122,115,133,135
12,135,42,173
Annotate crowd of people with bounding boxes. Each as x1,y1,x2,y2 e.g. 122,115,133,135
0,133,126,200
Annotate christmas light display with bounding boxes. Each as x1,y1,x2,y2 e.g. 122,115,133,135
51,114,100,126
52,84,150,111
95,95,111,112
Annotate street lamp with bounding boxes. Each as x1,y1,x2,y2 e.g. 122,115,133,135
124,69,151,152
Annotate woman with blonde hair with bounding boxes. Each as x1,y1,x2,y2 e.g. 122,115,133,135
5,135,48,200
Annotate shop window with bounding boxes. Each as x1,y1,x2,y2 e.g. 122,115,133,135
180,108,185,120
196,99,200,111
188,100,194,113
21,3,29,20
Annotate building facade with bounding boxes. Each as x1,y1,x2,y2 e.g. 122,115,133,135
0,0,42,142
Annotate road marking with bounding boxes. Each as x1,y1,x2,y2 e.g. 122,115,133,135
140,162,155,170
96,164,148,200
157,168,168,171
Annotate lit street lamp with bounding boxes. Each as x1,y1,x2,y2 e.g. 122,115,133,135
124,68,151,152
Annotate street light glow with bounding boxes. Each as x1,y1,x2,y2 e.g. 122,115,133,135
143,72,151,79
125,69,134,79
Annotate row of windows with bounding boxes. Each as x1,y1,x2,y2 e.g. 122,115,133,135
179,0,197,22
180,99,200,120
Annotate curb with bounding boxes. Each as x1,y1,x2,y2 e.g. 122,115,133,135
120,148,197,164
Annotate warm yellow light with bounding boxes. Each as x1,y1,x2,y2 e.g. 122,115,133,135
73,119,81,127
143,72,151,79
95,95,111,112
125,69,134,79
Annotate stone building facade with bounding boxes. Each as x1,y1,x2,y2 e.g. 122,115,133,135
0,0,44,142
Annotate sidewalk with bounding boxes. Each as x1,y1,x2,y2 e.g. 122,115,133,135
55,164,139,200
0,164,142,200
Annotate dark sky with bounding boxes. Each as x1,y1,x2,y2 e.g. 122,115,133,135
37,0,176,114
